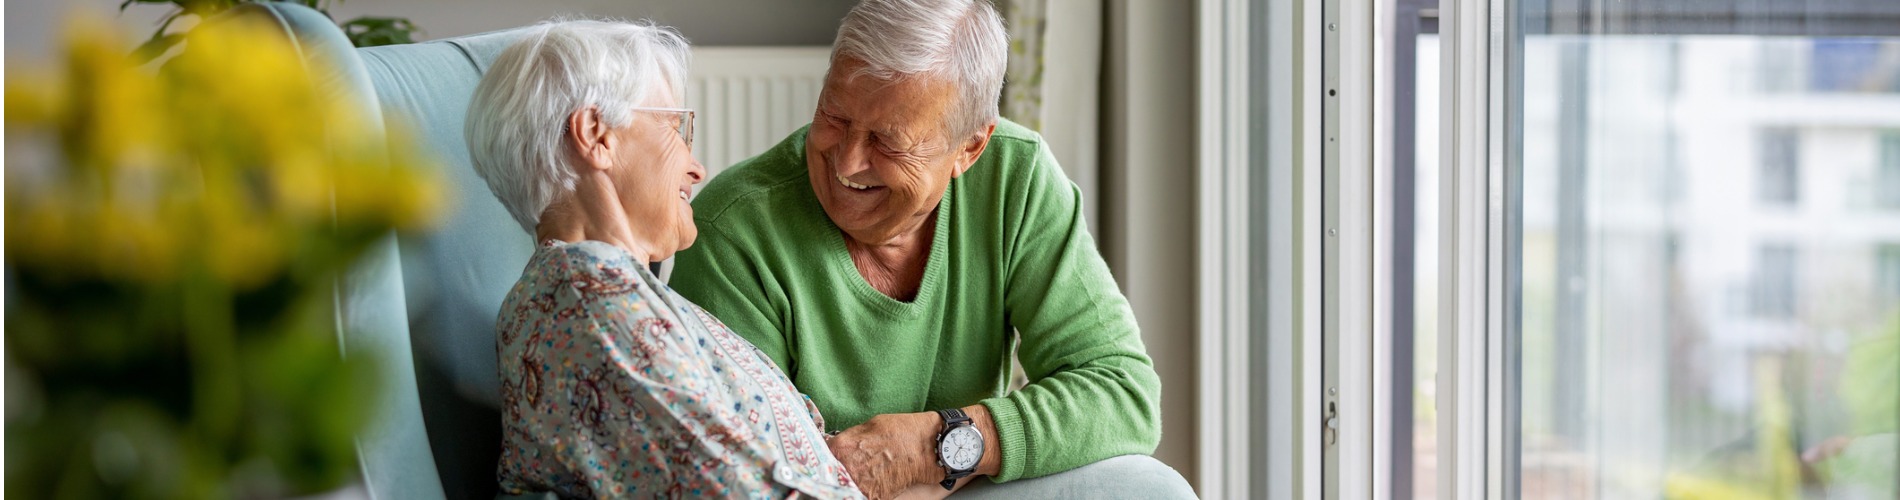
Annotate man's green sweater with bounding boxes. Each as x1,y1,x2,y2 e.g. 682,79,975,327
670,119,1160,482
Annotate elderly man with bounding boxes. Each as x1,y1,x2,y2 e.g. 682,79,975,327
671,0,1192,498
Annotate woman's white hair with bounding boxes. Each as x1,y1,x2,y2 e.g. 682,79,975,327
831,0,1008,138
465,19,691,235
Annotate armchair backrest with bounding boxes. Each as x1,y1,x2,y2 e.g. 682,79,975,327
222,3,538,498
359,26,539,500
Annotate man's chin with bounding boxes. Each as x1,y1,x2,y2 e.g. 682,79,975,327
838,227,889,246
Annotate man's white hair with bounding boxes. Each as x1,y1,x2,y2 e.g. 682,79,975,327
465,19,691,235
831,0,1008,138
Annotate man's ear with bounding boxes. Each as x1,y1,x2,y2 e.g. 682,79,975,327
566,106,614,172
951,122,996,178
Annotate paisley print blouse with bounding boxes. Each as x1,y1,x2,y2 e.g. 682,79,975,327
496,240,863,499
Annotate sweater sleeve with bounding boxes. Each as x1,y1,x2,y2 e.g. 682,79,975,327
669,222,796,375
981,140,1163,482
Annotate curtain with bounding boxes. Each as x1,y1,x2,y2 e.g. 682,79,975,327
1001,0,1048,131
997,0,1098,239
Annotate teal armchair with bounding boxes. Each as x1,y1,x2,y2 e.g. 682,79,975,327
219,3,540,498
213,4,1195,500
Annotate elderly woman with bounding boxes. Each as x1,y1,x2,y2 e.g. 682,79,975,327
672,0,1192,498
464,20,863,499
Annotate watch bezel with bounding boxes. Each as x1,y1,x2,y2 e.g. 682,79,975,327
938,424,983,470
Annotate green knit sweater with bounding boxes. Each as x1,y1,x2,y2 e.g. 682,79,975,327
670,119,1160,482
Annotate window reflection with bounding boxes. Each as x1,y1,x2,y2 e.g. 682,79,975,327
1407,5,1899,498
1512,33,1900,500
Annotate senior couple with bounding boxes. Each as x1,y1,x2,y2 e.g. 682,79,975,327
465,1,1190,498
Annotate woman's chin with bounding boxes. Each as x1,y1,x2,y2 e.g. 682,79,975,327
664,232,699,259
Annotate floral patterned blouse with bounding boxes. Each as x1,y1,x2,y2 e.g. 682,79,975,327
496,240,863,499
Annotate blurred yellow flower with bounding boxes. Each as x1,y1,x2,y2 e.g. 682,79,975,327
4,14,443,290
5,11,444,499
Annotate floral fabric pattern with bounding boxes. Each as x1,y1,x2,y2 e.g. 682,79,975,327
497,240,862,500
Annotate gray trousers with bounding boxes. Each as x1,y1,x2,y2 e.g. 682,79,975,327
953,455,1197,499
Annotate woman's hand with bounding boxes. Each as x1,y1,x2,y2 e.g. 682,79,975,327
826,412,939,499
826,406,1002,499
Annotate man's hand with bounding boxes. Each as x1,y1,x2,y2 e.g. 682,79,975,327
827,405,1002,500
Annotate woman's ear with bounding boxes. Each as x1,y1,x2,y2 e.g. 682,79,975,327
566,106,615,172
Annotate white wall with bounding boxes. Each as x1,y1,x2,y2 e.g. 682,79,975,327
6,2,172,60
1102,0,1200,490
323,0,855,45
5,0,855,60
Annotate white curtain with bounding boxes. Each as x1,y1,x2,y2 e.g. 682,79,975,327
999,0,1101,234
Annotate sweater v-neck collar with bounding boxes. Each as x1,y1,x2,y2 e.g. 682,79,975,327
813,182,953,317
785,128,953,317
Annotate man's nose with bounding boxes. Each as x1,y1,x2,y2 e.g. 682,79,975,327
833,135,875,178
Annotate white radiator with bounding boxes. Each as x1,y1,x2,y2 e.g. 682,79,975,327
663,47,830,280
684,47,832,179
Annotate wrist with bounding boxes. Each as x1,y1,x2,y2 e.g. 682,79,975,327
961,404,1003,477
916,412,948,483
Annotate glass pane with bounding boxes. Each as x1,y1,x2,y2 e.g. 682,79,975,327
1413,31,1443,500
1507,2,1900,498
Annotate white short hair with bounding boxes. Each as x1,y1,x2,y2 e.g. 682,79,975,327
831,0,1008,138
465,19,691,235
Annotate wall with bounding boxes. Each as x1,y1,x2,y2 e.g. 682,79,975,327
323,0,856,45
5,0,855,60
1041,0,1105,233
1101,0,1200,490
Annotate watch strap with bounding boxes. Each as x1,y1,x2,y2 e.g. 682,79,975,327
936,408,969,426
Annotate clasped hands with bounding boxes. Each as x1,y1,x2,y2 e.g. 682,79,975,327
824,404,1002,500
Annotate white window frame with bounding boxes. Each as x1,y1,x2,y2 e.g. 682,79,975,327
1330,0,1388,495
1328,0,1513,497
1193,0,1257,494
1435,0,1511,497
1194,0,1322,498
1198,0,1507,497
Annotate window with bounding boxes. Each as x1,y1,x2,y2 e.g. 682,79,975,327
1879,244,1900,301
1749,244,1799,319
1207,0,1900,497
1881,131,1900,210
1421,0,1900,498
1758,128,1802,207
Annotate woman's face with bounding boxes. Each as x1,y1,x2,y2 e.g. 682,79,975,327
610,91,706,261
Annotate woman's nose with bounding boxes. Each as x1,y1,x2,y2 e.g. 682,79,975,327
688,159,707,184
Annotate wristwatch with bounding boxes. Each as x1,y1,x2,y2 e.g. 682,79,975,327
934,408,984,490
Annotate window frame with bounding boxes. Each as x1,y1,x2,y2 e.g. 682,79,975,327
1429,0,1520,497
1194,0,1323,497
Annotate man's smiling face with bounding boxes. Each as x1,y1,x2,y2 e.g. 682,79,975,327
804,56,966,246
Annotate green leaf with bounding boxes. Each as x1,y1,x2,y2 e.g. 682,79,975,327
119,0,176,13
131,33,187,64
154,11,186,36
339,16,420,47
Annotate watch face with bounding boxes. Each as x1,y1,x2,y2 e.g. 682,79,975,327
940,425,983,471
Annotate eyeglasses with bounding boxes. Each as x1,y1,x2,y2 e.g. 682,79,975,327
631,107,695,151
